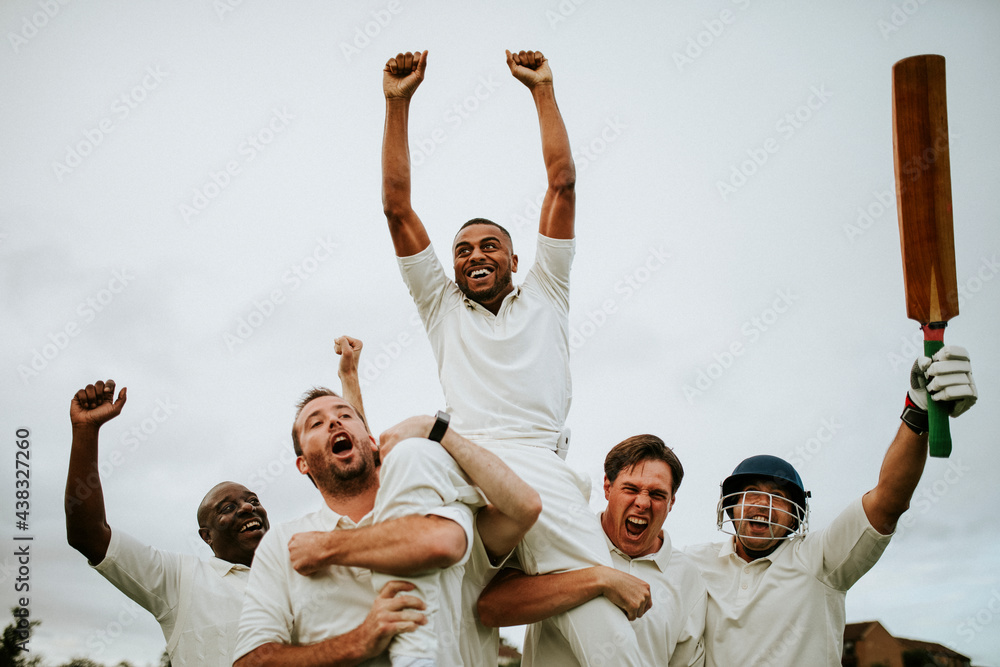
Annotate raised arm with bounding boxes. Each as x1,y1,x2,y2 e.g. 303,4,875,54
235,581,426,667
862,346,977,534
379,415,542,562
382,50,431,257
478,566,651,627
507,50,576,240
336,335,369,432
289,513,467,577
65,379,127,563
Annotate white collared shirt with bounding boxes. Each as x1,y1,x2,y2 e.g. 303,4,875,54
398,235,575,451
93,528,250,666
604,524,707,667
234,503,472,665
685,497,892,667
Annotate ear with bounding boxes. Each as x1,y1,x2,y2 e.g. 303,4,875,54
511,254,519,273
667,494,676,515
296,455,310,476
198,528,212,546
603,475,611,501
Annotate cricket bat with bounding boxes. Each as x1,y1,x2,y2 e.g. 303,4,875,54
892,54,958,457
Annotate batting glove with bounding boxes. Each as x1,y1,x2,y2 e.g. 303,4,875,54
901,345,977,433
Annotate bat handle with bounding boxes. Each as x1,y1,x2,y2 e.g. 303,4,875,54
923,323,951,458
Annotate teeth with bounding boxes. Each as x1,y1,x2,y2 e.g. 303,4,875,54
470,268,491,278
240,520,262,533
626,517,647,526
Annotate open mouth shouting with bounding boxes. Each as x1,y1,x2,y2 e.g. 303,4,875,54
624,516,649,538
330,431,355,458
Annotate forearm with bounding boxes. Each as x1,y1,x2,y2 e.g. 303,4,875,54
339,368,368,432
478,567,604,627
531,84,575,192
863,422,929,534
64,424,112,561
438,428,540,526
321,514,464,576
235,633,369,667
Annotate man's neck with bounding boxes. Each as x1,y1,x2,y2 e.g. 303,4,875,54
321,483,378,524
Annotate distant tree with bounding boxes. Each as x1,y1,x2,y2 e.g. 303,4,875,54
0,608,41,667
157,650,170,667
56,660,103,667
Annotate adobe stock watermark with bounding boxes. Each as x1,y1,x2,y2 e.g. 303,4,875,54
224,236,338,352
212,0,248,21
683,288,799,403
717,84,833,201
877,0,934,40
339,0,404,62
358,312,423,390
673,0,754,72
751,624,806,667
893,458,969,540
957,589,1000,645
179,107,294,224
7,0,72,54
543,0,590,30
509,116,627,233
85,600,143,658
17,268,135,383
886,253,999,371
786,417,844,470
51,66,169,183
569,245,670,351
410,72,503,169
64,397,180,515
842,187,894,243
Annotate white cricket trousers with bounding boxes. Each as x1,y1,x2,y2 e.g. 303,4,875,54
479,441,643,667
370,438,483,665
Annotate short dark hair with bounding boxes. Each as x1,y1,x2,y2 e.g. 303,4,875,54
456,218,513,247
604,434,684,494
291,387,340,456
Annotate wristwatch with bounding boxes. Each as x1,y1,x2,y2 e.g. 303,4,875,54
428,411,450,442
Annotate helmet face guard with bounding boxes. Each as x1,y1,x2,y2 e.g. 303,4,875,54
717,455,811,540
716,489,809,539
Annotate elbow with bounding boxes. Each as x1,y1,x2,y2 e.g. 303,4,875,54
429,532,467,568
423,523,468,569
477,596,501,628
548,164,576,193
521,492,543,528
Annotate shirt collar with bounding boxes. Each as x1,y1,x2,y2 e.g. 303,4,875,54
718,535,791,563
208,557,250,577
462,284,522,311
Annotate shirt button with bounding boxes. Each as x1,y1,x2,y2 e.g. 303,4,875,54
742,583,748,590
744,567,750,573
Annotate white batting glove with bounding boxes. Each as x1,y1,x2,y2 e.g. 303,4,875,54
906,345,978,417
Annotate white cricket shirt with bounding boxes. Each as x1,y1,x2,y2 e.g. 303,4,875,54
398,235,575,451
93,528,250,666
685,497,891,667
233,502,473,665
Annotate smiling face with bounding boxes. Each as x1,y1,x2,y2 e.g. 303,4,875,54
197,482,269,567
730,479,798,560
601,459,676,558
452,223,518,313
293,395,379,498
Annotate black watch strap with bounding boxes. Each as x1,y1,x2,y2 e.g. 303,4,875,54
428,411,450,442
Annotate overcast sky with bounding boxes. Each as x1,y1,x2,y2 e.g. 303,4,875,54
2,1,999,665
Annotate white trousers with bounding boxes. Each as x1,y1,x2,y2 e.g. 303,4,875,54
478,442,642,667
370,438,483,665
